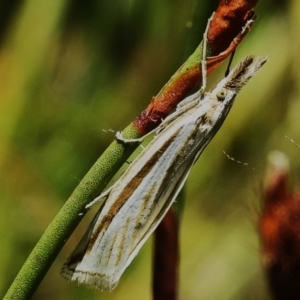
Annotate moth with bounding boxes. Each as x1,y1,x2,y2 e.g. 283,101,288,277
61,53,267,291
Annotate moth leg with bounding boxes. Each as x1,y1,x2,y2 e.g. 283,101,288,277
158,100,198,131
199,12,214,94
85,184,115,209
117,15,215,144
115,130,157,144
178,13,214,110
176,92,201,108
117,95,199,141
116,15,215,144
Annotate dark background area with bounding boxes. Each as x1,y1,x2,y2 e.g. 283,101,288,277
0,0,298,299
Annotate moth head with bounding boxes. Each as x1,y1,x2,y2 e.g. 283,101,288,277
216,88,227,101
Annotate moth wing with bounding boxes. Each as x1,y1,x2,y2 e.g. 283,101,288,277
86,101,222,288
61,185,115,287
126,133,210,260
61,207,103,280
62,107,209,291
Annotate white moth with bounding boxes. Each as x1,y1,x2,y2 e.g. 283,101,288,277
61,54,267,291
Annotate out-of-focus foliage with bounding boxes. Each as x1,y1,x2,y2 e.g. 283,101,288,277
0,0,298,299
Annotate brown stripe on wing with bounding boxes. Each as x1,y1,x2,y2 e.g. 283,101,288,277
104,231,118,268
129,182,161,245
86,127,182,252
155,123,200,197
114,216,131,268
125,109,211,248
128,119,203,249
131,127,203,253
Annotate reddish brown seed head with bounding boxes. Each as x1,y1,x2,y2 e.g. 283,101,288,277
260,151,300,300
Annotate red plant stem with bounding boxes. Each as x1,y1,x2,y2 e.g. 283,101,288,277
151,1,260,299
133,0,259,135
260,152,300,300
208,0,259,54
153,209,179,300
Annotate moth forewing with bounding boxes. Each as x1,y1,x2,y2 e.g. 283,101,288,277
61,55,267,291
62,108,210,290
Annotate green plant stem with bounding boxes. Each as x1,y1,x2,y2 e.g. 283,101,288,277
3,127,139,300
3,42,203,299
3,2,256,297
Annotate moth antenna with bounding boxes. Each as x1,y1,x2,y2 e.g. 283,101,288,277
223,151,255,170
285,135,300,149
200,12,215,93
224,50,235,77
225,55,267,91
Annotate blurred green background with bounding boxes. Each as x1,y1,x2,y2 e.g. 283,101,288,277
0,0,299,299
